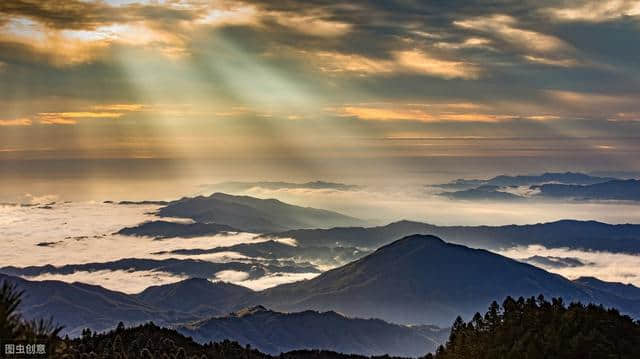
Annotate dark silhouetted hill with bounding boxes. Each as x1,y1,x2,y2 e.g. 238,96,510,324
179,306,448,357
533,179,640,201
117,220,239,238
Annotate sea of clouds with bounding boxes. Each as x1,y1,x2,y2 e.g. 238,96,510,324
2,184,640,293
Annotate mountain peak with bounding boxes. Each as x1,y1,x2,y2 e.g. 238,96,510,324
375,234,446,252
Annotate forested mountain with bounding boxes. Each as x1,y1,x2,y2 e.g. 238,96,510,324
4,280,639,359
428,296,640,359
179,305,448,357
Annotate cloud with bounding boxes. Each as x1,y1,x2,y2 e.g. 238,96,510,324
36,103,146,125
546,0,640,22
0,202,265,267
311,49,480,79
545,90,640,117
454,14,579,67
455,14,570,54
523,55,580,68
498,245,640,287
25,269,189,294
312,51,394,75
334,103,518,123
0,117,31,126
434,37,492,50
393,49,481,79
232,272,319,291
339,106,435,122
215,269,250,282
38,112,124,125
267,10,352,37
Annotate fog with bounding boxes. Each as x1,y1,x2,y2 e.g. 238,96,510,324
498,246,640,287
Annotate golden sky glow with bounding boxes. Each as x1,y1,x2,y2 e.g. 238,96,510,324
0,0,639,174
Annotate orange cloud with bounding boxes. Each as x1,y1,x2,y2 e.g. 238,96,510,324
314,51,393,74
269,11,352,37
38,111,123,125
35,102,147,125
92,104,147,111
0,117,32,126
335,102,569,123
313,49,480,79
455,15,570,54
393,50,481,79
337,103,516,122
340,106,435,122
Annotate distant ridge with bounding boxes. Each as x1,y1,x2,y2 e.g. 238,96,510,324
155,192,366,232
206,180,361,193
433,172,616,190
267,219,640,254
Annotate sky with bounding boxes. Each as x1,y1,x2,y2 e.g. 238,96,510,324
1,0,640,201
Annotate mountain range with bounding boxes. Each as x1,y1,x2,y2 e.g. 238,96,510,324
5,233,639,342
433,172,616,190
533,179,640,201
266,219,640,254
435,173,639,202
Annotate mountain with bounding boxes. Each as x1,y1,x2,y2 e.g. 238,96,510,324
438,185,524,201
178,306,448,357
574,277,640,301
433,172,615,190
0,273,190,337
0,274,260,337
117,220,239,239
256,235,640,326
135,278,256,316
206,181,361,193
533,179,640,201
266,219,640,254
155,192,366,233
